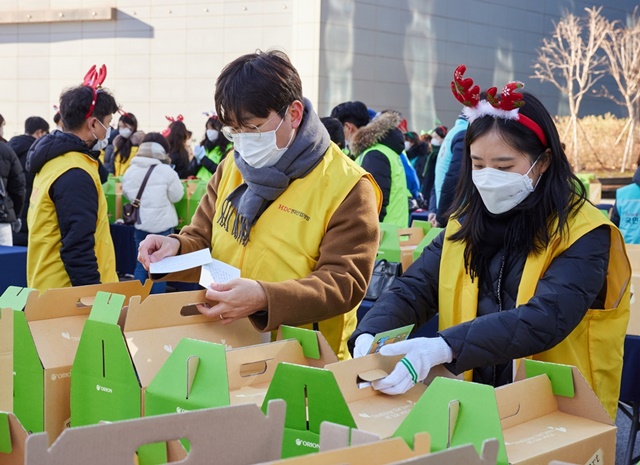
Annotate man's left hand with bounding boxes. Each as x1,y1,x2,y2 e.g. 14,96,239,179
197,278,267,324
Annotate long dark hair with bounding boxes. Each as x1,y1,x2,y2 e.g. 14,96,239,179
114,112,138,163
449,92,587,281
199,116,229,153
166,120,189,162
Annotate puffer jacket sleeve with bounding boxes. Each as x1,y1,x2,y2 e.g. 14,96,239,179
440,226,610,374
167,170,184,203
348,230,444,353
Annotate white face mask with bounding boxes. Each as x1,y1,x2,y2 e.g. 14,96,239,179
431,137,442,146
91,119,111,151
404,141,412,151
119,127,132,139
234,113,294,168
206,129,219,142
472,158,540,214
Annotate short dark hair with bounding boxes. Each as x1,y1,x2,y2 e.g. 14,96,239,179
433,126,448,139
330,101,370,128
53,112,62,125
320,117,345,149
25,116,49,135
59,85,118,131
215,49,303,128
142,132,170,153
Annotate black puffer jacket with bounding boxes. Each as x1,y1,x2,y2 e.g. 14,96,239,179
350,223,610,388
0,142,25,224
26,131,108,286
8,134,37,242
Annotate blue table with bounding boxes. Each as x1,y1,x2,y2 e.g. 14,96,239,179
0,246,27,294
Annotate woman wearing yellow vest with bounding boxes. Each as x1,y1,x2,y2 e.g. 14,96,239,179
138,50,382,360
111,112,144,177
350,65,630,420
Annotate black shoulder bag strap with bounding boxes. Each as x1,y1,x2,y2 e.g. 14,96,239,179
132,164,157,207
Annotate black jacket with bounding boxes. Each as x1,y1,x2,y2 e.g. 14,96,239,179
0,141,25,224
8,134,37,242
436,130,466,226
406,142,429,188
350,224,610,387
350,112,405,222
26,131,108,286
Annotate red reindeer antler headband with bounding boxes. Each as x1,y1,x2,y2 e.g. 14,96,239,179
451,65,547,147
161,114,184,137
82,64,107,119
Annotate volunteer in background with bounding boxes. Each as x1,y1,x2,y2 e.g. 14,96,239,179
0,114,25,246
350,65,630,420
138,50,381,359
191,115,233,182
26,65,119,290
111,111,144,176
611,165,640,243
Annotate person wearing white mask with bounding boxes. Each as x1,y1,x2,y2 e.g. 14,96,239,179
350,65,630,421
109,112,144,176
138,50,382,360
190,115,233,182
26,64,119,291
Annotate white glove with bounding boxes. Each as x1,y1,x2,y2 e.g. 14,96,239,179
194,145,206,162
353,333,375,358
372,337,453,395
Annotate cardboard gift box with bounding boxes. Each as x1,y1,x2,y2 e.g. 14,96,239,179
174,179,207,229
377,221,431,271
0,412,28,465
102,175,130,223
70,289,262,431
393,360,616,465
24,400,285,465
0,309,14,413
1,281,151,444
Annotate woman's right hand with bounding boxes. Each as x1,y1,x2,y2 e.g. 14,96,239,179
137,235,180,270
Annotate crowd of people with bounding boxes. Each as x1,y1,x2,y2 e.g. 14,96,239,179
0,53,631,420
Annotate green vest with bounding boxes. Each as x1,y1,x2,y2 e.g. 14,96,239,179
357,143,408,228
197,144,232,182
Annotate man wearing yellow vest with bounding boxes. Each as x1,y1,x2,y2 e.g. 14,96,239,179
26,64,119,291
138,50,382,360
351,65,630,420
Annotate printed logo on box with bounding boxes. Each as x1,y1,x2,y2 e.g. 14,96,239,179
176,407,191,413
61,331,80,342
294,438,319,449
96,384,113,394
51,371,71,381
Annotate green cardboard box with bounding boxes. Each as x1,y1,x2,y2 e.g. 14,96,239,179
102,175,130,223
393,360,616,465
8,281,151,444
71,289,262,429
174,179,207,229
377,221,432,268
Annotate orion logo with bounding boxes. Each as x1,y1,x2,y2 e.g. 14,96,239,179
295,438,319,449
61,331,80,342
96,384,113,393
176,407,190,413
163,344,173,353
51,371,71,381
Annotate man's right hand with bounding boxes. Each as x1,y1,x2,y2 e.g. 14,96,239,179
137,235,180,270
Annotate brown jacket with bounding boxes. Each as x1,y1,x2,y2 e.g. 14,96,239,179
166,157,380,332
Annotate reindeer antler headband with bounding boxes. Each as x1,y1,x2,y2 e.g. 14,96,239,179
161,114,184,137
451,65,547,147
82,64,107,119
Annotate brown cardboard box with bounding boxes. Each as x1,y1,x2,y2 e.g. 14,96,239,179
397,227,426,272
25,400,286,465
12,281,152,443
0,309,13,413
325,353,431,439
227,332,337,407
497,366,616,465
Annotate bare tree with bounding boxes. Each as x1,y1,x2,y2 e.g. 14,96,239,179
600,7,640,173
532,6,609,170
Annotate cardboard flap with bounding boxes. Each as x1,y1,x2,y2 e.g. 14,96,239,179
389,439,499,465
145,338,229,413
124,290,216,330
0,286,34,311
495,375,557,429
397,227,426,246
326,353,403,402
519,359,575,397
25,400,286,465
0,413,28,464
0,309,14,412
88,292,127,325
318,422,380,451
393,377,508,465
24,281,152,322
262,363,356,433
358,369,389,383
277,325,339,366
226,340,306,391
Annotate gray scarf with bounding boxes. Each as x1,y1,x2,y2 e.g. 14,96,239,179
217,98,330,245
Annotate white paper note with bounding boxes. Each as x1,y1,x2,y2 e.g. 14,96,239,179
149,248,213,274
199,259,241,288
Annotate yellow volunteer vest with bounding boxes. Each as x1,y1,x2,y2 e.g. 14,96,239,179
114,145,138,177
28,151,118,291
439,202,630,419
212,145,381,360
